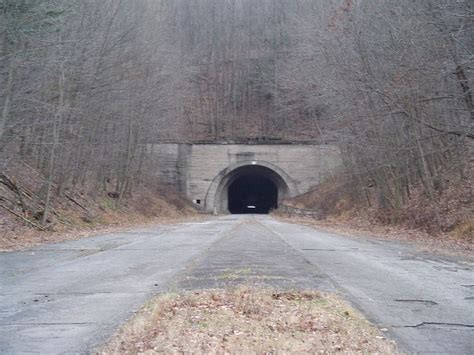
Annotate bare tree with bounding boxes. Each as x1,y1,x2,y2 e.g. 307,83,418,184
1,0,472,227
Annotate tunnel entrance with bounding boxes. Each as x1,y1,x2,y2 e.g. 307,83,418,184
228,174,278,214
208,163,295,214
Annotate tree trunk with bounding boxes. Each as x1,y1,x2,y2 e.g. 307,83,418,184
0,59,15,145
42,63,65,225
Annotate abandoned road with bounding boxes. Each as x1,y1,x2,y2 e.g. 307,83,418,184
0,216,472,354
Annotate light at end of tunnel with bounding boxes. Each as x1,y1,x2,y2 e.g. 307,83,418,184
252,161,257,165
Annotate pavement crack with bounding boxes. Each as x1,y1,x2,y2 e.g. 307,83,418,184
394,299,438,305
401,322,474,329
301,248,337,251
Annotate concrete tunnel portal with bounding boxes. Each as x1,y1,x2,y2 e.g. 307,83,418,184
209,163,293,214
151,143,341,213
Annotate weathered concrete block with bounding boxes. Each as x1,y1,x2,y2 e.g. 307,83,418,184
151,143,341,213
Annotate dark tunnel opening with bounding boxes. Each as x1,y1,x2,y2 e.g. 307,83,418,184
228,174,278,214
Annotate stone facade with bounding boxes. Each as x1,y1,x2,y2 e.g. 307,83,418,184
151,143,341,213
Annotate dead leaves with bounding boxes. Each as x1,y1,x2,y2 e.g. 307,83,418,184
100,287,399,354
272,291,322,301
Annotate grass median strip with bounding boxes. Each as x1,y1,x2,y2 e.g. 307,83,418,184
99,286,398,354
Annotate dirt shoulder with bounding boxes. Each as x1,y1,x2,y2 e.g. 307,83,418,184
275,214,473,259
99,286,399,354
1,214,204,252
1,160,205,252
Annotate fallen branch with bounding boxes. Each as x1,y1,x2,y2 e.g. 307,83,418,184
65,193,90,212
0,173,28,215
0,195,16,205
0,203,47,231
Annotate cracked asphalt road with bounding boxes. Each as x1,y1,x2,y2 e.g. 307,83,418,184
1,215,473,354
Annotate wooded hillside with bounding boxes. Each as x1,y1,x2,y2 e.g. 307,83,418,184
1,0,472,235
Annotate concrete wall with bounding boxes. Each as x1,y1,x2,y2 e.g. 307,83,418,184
152,143,341,212
148,144,181,189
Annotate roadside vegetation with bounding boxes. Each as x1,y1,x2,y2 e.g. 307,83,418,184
1,2,470,353
0,160,197,251
279,161,473,255
99,286,398,354
1,1,472,247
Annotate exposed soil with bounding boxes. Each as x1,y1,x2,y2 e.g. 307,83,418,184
99,287,399,354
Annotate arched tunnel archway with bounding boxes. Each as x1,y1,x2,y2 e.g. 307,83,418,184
207,163,296,214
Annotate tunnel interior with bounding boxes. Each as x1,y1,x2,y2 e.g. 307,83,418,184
228,173,278,214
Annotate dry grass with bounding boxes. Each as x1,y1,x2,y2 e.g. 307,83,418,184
280,162,473,257
1,160,200,251
0,193,200,251
276,214,473,259
99,287,399,354
0,213,203,252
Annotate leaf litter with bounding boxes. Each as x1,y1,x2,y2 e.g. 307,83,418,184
99,286,399,354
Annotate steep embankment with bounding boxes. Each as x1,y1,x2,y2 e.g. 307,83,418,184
0,161,198,251
280,164,473,255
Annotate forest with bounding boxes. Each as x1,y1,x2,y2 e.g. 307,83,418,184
1,0,472,235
